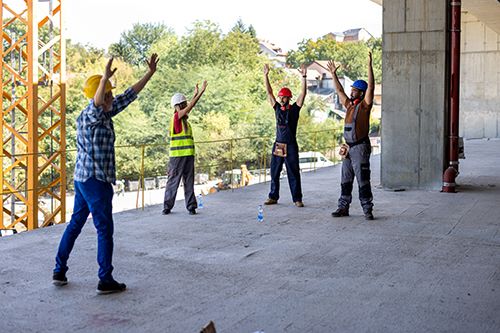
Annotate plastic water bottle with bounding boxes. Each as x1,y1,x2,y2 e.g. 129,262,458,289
197,194,204,209
257,205,264,223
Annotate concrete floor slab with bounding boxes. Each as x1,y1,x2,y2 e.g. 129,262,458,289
1,139,499,333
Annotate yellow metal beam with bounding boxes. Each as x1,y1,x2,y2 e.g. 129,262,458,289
2,0,66,231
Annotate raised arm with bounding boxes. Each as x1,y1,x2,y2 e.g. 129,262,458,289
327,60,349,107
94,57,117,107
364,51,375,105
131,53,159,94
177,81,208,119
295,64,307,107
263,64,276,107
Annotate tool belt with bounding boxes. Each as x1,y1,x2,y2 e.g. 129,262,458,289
346,136,370,148
273,142,287,157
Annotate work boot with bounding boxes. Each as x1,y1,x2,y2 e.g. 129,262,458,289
331,208,349,217
162,208,171,215
188,209,197,215
52,271,68,286
264,198,278,205
364,210,374,220
97,279,127,295
294,201,304,207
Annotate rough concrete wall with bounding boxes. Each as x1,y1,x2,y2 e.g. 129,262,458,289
381,0,447,190
460,12,500,138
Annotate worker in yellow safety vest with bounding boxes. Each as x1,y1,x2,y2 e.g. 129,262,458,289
162,81,207,215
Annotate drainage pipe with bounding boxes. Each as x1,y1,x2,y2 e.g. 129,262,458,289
442,0,461,193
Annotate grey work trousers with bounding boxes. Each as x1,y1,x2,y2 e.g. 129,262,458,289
338,142,373,213
163,156,197,211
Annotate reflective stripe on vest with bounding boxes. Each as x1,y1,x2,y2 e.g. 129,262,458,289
169,114,195,157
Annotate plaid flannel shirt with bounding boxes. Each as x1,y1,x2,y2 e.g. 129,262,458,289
74,88,137,184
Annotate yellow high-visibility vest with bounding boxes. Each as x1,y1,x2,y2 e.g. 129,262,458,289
169,114,195,157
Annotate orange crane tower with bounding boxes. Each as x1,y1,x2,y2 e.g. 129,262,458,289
1,0,66,231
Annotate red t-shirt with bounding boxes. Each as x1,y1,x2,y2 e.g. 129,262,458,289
173,112,184,134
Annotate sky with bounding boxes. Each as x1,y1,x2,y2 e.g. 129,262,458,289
62,0,382,52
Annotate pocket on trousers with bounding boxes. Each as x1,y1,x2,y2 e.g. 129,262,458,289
360,163,371,182
362,144,371,157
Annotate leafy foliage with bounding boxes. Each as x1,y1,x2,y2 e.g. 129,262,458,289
62,20,374,182
109,23,174,67
287,36,382,83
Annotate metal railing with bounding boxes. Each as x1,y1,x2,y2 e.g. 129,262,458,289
1,128,342,231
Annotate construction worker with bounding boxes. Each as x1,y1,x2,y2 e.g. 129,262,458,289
162,81,208,215
263,64,307,207
328,52,375,220
53,54,159,293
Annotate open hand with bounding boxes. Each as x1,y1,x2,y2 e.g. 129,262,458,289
146,53,159,74
327,60,340,74
104,57,117,79
201,80,208,92
298,64,307,77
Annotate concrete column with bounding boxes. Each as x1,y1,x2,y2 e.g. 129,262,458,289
381,0,448,190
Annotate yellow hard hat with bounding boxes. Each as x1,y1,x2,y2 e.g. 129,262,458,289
82,75,113,99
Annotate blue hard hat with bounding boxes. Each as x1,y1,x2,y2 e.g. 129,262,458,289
351,80,368,91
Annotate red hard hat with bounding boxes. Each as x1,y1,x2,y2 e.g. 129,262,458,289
278,87,292,97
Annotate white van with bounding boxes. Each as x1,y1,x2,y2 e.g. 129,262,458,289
298,151,335,172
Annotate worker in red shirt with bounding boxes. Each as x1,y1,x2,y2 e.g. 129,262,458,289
263,64,307,207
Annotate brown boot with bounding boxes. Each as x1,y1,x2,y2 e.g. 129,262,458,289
264,198,278,205
294,201,304,207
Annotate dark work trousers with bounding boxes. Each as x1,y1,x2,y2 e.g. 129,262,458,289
54,177,115,282
338,142,373,213
269,143,303,202
163,155,197,211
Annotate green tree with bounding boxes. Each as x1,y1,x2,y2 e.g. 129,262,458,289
109,23,173,66
230,19,257,38
62,20,345,184
287,37,382,83
177,20,222,67
217,30,260,69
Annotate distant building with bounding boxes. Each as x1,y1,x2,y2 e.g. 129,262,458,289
372,84,382,119
342,28,374,42
259,39,287,67
306,60,334,91
304,61,382,120
322,28,375,42
322,32,344,42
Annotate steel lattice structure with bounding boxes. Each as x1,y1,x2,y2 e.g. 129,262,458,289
1,0,66,231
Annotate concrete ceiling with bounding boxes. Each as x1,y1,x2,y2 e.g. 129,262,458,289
370,0,500,34
463,0,500,34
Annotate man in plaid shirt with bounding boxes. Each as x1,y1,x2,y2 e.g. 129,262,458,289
53,54,159,294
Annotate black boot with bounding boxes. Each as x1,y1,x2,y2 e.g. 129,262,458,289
331,208,349,217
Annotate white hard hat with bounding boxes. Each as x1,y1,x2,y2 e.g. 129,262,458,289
171,93,187,107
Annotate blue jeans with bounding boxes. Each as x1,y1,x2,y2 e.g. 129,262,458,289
269,142,303,202
54,177,115,282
